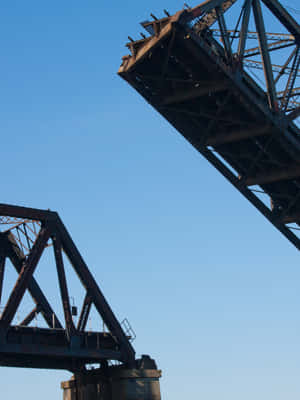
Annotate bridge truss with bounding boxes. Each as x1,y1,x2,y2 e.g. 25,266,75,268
119,0,300,250
0,204,135,371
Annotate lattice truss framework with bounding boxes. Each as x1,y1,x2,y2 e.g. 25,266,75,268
0,204,135,371
119,0,300,250
193,0,300,120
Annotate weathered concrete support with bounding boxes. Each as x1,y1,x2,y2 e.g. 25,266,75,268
61,355,161,400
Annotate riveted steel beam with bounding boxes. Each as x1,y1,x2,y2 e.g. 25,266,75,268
207,125,271,145
161,82,228,105
245,163,300,186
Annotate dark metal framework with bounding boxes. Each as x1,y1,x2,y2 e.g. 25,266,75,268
119,0,300,250
0,204,135,371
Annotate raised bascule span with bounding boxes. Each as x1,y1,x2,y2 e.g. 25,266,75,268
118,0,300,251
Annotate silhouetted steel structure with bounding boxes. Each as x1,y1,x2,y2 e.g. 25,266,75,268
119,0,300,249
0,204,135,371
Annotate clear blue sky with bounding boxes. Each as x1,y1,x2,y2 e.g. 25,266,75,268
0,1,300,399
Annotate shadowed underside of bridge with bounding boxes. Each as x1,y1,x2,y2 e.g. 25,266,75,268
119,0,300,249
0,204,135,371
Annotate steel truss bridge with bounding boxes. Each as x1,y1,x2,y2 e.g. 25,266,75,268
0,204,135,371
0,0,299,377
119,0,300,250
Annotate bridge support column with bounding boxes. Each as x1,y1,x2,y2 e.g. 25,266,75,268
61,356,161,400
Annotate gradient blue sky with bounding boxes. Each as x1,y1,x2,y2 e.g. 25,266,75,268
0,1,300,399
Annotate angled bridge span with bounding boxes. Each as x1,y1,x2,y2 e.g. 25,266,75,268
119,0,300,250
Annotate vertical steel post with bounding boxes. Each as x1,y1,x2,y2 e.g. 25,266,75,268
252,0,278,110
237,0,252,60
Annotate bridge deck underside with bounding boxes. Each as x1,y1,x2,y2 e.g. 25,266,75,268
119,20,300,250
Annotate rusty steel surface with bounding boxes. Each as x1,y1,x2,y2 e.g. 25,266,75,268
0,204,135,371
119,0,300,250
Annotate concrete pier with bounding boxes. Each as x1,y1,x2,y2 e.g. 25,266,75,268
61,356,161,400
